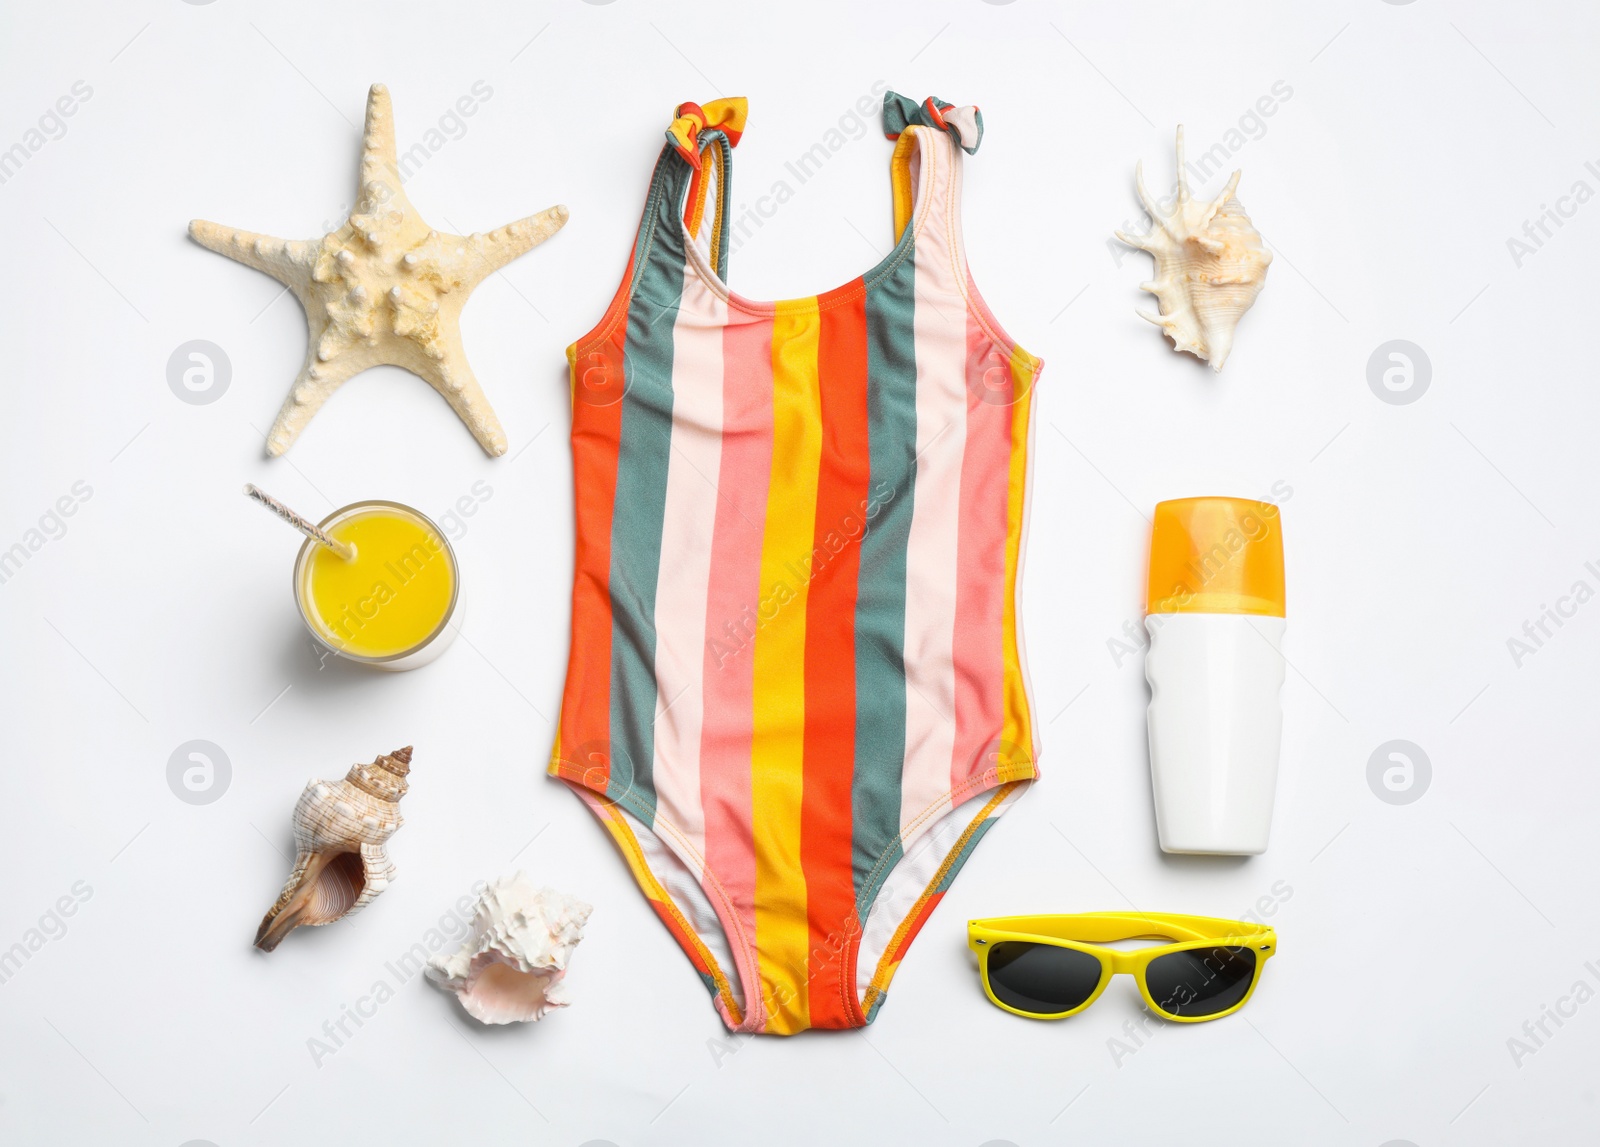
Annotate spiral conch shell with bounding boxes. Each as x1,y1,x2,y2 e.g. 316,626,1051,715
1115,127,1271,371
254,746,412,952
425,873,592,1024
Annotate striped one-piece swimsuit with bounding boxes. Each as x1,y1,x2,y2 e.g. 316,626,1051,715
550,93,1042,1034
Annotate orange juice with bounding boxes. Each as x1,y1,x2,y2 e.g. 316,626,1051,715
294,502,458,665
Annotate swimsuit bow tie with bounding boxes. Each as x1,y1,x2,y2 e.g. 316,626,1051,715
882,91,984,155
666,97,748,169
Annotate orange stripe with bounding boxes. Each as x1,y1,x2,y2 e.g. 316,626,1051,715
800,282,871,1028
885,890,945,969
556,260,632,790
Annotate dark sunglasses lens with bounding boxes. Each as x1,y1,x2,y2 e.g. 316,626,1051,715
1144,946,1258,1018
985,941,1103,1015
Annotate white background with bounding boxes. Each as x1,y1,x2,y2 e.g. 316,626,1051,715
2,1,1596,1144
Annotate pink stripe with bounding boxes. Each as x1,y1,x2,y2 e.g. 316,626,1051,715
950,309,1012,790
697,306,774,1030
650,271,727,870
897,129,966,832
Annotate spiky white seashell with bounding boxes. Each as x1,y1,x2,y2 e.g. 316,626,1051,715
1115,127,1271,372
425,873,592,1025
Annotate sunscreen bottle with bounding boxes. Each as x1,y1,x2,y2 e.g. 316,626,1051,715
1144,497,1286,855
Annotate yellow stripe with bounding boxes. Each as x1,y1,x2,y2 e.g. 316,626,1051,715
889,132,918,244
1000,347,1039,778
750,297,822,1034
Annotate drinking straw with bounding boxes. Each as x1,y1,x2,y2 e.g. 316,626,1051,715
243,484,357,561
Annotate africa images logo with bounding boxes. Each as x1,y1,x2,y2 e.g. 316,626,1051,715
167,740,232,805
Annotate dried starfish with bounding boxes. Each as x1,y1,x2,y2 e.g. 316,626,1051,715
190,83,567,457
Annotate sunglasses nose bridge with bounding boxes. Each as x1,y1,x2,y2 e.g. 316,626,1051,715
1106,950,1139,975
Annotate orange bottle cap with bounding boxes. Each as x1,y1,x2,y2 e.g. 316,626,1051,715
1147,496,1286,616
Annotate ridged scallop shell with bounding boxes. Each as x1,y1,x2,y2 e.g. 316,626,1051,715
254,746,412,951
425,873,592,1024
1116,127,1271,372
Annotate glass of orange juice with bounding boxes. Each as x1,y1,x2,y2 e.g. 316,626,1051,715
292,500,461,670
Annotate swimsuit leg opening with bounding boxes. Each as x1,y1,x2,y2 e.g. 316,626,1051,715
853,777,1032,1021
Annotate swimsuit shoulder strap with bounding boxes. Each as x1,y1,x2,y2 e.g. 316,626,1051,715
882,91,985,270
569,98,745,366
634,97,746,285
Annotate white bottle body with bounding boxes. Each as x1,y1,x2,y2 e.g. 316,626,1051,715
1144,612,1286,855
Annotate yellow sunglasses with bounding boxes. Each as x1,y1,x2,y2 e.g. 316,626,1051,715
968,912,1276,1023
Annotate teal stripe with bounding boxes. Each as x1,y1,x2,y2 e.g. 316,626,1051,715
605,131,736,818
607,144,693,816
851,247,918,917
